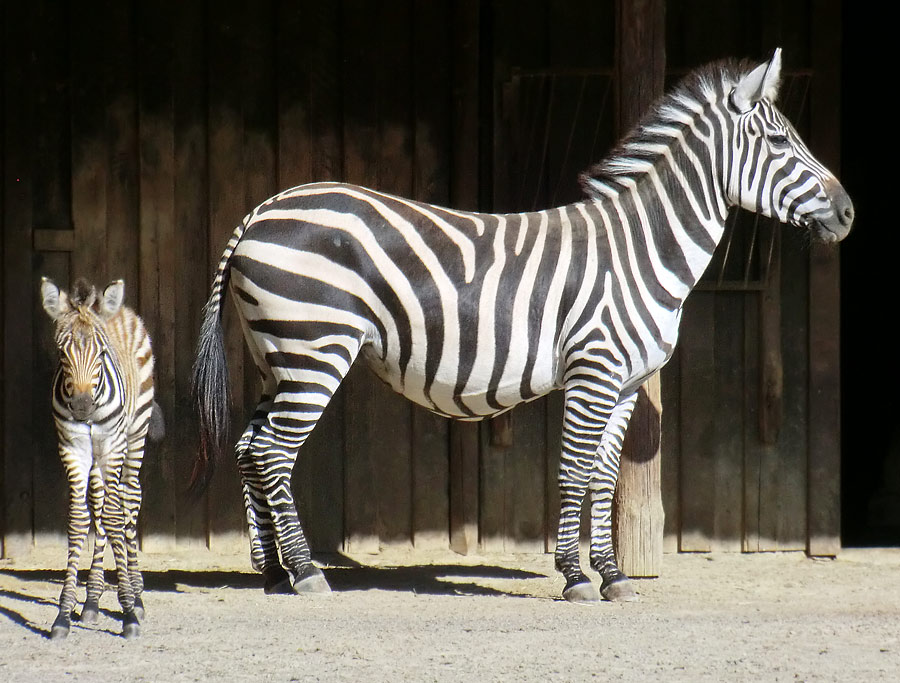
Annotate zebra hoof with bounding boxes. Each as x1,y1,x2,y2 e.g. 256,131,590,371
601,578,638,602
263,566,294,595
122,612,141,640
50,615,71,640
81,601,100,624
292,566,331,595
562,580,601,604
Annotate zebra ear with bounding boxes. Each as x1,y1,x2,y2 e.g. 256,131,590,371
731,47,782,112
40,277,70,320
98,280,125,319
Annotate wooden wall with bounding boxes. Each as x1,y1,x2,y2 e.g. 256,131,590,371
1,0,844,560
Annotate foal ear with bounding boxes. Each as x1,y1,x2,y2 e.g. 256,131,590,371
98,280,126,319
732,47,782,112
40,277,70,320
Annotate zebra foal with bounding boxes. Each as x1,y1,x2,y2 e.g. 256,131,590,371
41,277,160,639
193,49,853,602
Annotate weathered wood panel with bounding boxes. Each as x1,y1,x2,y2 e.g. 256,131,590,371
1,0,846,564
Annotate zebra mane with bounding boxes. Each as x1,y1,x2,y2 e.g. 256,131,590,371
579,58,756,196
70,277,97,309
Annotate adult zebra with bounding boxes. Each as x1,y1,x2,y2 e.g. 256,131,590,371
193,49,853,602
41,278,161,639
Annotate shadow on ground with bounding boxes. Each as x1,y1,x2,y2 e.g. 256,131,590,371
0,553,549,600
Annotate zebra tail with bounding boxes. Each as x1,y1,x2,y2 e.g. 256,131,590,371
148,400,165,442
190,222,245,495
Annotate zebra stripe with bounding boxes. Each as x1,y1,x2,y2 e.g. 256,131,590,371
41,277,159,639
193,49,853,601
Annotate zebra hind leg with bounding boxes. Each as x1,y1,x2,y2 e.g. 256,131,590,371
249,413,331,596
235,412,294,594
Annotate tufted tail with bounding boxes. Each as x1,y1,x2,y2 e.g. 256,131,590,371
190,222,247,495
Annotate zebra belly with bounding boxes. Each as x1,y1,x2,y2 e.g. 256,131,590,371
361,342,559,420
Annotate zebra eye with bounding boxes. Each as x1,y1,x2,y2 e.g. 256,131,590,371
768,134,790,148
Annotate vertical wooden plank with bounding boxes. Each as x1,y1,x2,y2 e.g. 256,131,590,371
70,2,108,283
710,292,743,551
281,0,345,553
507,399,547,552
372,0,415,547
660,350,681,553
612,0,666,575
410,0,452,550
807,0,842,557
30,0,72,549
776,228,809,551
341,0,381,554
449,420,479,554
544,392,564,552
2,0,36,556
207,0,249,551
175,0,222,551
104,1,140,293
678,294,715,551
448,0,482,554
137,0,178,551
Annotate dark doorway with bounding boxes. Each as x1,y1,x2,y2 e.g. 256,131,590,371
840,7,900,546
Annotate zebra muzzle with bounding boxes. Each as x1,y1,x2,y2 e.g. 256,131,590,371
68,392,95,421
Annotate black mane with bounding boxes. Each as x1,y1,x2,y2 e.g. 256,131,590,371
579,58,756,196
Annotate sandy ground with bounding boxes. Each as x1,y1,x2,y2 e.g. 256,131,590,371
1,546,899,682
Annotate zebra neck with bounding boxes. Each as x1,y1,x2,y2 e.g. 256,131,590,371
588,155,730,299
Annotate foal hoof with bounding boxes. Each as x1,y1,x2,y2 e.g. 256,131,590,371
562,580,601,604
50,615,71,640
601,578,639,602
292,566,331,595
122,612,141,640
80,600,100,624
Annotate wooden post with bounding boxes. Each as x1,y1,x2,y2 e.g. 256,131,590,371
448,0,481,555
807,0,843,557
611,0,666,577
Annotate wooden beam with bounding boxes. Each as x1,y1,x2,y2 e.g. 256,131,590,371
612,0,666,577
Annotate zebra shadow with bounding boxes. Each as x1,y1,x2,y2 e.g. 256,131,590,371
1,556,553,604
314,553,550,598
0,586,55,637
134,553,550,598
0,577,127,639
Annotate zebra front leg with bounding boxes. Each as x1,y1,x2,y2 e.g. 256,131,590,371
52,469,91,639
554,386,618,604
555,451,599,603
235,419,292,594
589,392,639,602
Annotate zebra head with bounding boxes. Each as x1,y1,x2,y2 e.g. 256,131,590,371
727,48,854,243
40,277,125,422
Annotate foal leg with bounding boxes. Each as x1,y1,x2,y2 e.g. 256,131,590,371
51,458,91,640
102,461,140,639
81,466,108,625
121,445,145,619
